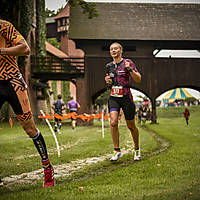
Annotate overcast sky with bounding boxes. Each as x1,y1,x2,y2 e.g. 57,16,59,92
45,0,200,10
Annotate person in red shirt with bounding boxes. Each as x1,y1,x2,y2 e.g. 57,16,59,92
184,108,190,125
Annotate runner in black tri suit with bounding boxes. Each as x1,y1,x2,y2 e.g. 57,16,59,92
0,19,54,187
105,42,142,161
52,94,66,134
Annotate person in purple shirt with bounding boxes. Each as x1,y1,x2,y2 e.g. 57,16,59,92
105,42,142,161
67,97,80,130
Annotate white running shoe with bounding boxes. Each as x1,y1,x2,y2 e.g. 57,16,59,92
57,129,61,134
110,150,122,161
134,149,141,161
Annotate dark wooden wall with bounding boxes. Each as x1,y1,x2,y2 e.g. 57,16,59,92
74,39,200,122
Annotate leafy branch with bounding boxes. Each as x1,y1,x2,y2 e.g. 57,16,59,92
69,0,99,19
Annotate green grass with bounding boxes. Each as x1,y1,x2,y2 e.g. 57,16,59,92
0,106,200,200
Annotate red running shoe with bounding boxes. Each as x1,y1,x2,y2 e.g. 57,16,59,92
43,165,55,187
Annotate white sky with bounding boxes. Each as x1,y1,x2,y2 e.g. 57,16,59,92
45,0,67,11
45,0,200,10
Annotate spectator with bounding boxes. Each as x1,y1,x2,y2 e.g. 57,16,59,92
184,108,190,125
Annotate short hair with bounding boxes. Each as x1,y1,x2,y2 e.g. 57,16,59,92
57,94,62,99
110,42,123,51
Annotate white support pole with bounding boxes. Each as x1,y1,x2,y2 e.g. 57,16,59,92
101,112,104,138
40,110,60,157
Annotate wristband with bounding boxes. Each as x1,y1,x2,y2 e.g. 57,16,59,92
128,68,133,72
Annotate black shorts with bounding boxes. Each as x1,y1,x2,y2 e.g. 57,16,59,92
54,114,62,122
0,78,32,121
69,110,77,120
108,94,136,120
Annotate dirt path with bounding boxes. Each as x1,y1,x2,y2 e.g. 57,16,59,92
1,127,170,187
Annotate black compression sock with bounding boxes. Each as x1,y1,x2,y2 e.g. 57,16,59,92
31,130,49,161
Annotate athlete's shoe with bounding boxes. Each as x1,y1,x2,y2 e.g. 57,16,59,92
43,165,55,187
134,149,141,161
110,150,122,161
57,129,61,134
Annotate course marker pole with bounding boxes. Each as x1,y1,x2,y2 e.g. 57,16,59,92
40,110,60,157
101,112,104,138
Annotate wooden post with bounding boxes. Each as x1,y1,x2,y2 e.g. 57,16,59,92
151,98,157,124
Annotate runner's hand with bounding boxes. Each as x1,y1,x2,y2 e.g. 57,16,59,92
105,74,112,84
125,61,131,70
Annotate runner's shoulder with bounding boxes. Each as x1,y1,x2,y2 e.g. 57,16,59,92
106,62,113,68
124,58,133,64
0,19,10,27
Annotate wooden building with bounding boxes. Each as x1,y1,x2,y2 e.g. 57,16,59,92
68,2,200,122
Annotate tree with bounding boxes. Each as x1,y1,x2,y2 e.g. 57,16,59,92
45,6,64,18
69,0,99,19
47,38,61,49
45,0,98,19
95,90,110,108
45,8,57,17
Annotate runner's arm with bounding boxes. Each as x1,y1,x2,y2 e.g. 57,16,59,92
0,39,30,56
129,70,141,83
51,105,55,110
125,60,141,83
62,105,66,111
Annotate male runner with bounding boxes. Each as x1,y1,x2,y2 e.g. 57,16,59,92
0,19,54,187
67,97,80,130
105,42,142,161
52,94,66,134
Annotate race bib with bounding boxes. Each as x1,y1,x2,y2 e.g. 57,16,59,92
110,86,123,97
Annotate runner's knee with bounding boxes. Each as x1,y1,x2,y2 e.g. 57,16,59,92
110,119,118,127
127,122,137,131
20,120,37,137
25,127,35,136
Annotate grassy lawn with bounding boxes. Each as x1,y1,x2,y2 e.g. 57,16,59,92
0,106,200,199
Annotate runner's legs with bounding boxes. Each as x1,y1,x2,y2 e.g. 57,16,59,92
110,111,120,149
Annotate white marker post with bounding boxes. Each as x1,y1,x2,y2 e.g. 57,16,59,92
101,112,104,138
40,110,60,157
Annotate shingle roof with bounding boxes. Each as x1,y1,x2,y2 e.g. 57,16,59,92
46,42,69,58
54,3,70,20
69,3,200,41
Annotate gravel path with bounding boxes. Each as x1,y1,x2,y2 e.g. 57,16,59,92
1,127,170,188
2,142,133,187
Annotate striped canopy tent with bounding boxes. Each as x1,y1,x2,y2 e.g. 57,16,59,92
159,88,195,107
163,88,194,101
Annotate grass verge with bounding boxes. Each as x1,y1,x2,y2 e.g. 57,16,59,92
0,106,199,199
